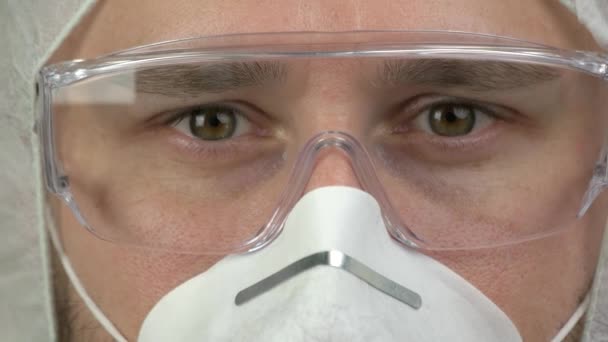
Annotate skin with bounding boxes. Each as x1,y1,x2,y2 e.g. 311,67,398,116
48,0,608,341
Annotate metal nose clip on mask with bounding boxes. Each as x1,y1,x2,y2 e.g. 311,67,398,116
137,186,523,342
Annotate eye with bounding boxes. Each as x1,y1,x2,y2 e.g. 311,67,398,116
171,105,251,141
413,103,493,137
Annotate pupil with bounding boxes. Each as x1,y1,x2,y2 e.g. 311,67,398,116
445,111,457,123
208,114,221,127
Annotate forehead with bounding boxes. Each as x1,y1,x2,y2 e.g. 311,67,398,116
55,0,595,61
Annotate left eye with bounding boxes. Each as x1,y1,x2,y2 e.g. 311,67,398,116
172,105,251,141
413,103,494,137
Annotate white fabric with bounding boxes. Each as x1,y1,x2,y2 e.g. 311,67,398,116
0,1,606,341
553,292,590,341
139,186,522,342
583,228,608,342
1,1,96,341
560,0,608,49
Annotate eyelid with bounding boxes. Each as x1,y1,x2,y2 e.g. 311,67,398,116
165,101,252,123
166,103,239,127
403,94,504,120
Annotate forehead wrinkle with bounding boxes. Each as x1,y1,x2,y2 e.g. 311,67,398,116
378,59,561,91
135,61,287,96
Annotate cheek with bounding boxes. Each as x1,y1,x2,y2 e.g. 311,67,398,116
53,197,224,339
429,191,608,341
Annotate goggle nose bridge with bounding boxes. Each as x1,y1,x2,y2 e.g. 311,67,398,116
247,131,420,254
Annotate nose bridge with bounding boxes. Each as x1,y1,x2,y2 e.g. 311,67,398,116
304,145,362,193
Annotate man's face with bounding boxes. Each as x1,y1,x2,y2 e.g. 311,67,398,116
50,0,608,341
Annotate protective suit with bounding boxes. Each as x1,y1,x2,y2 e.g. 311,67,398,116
1,1,607,341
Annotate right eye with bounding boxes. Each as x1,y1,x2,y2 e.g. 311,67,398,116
171,105,252,141
412,102,495,138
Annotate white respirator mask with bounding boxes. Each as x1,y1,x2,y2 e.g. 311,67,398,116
54,186,591,341
137,186,523,342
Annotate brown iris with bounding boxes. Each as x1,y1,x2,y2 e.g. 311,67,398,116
428,104,476,137
188,106,237,140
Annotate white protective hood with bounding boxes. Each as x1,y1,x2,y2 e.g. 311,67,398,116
0,1,606,341
560,0,608,48
1,1,96,341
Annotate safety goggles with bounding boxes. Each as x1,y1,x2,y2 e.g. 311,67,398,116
38,31,608,254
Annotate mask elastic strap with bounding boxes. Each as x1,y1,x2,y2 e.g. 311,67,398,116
46,214,128,342
551,292,591,342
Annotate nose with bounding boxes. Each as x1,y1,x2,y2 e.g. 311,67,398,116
304,147,362,193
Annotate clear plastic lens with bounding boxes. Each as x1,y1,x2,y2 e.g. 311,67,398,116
42,32,608,253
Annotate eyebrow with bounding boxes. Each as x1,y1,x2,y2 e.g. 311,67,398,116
378,59,561,91
134,59,560,97
135,61,287,96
